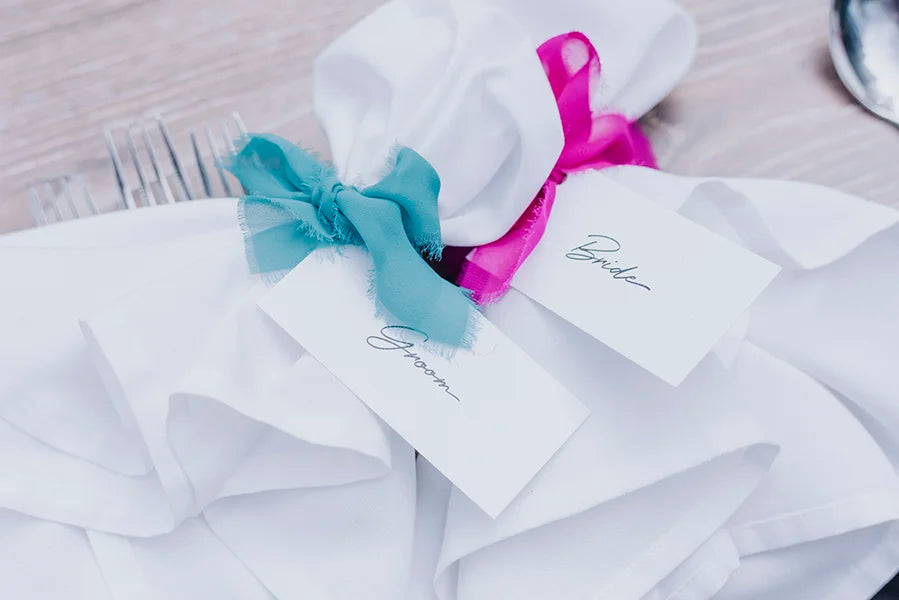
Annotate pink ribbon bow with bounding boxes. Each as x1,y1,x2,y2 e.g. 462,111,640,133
451,31,658,304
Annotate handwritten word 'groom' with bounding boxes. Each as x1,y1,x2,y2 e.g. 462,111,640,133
365,326,461,402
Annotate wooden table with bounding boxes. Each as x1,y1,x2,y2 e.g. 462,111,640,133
1,0,897,233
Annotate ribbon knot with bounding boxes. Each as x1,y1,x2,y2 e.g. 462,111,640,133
226,134,475,347
446,31,658,305
309,174,348,240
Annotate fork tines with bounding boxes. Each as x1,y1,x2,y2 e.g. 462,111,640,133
105,111,247,209
26,174,97,226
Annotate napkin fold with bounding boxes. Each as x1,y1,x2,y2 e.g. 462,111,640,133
0,202,392,537
0,511,112,599
314,0,564,247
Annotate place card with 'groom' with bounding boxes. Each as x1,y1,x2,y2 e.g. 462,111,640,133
259,247,589,518
511,171,781,386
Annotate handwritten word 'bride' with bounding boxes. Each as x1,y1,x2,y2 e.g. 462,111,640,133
566,235,651,291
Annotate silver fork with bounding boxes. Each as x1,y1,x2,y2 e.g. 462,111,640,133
26,174,98,226
104,111,247,209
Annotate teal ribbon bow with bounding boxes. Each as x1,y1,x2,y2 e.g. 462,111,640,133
226,134,475,347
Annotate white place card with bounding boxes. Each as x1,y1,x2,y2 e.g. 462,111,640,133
512,171,781,386
259,248,589,517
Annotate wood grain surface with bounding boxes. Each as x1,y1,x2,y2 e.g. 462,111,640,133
1,0,897,233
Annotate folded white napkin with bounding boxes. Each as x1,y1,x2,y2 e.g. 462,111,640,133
314,0,696,249
605,167,899,598
314,0,564,246
1,0,899,598
0,202,393,535
0,203,418,599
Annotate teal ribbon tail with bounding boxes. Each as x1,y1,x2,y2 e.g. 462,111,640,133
226,134,475,348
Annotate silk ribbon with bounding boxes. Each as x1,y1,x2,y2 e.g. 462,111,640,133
227,134,475,347
451,31,658,304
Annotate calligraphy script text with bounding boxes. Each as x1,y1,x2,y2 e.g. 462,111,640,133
365,326,461,402
565,235,651,291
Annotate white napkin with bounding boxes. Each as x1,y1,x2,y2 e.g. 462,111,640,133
485,0,697,118
0,201,394,536
86,435,415,600
314,0,697,249
314,0,564,246
0,510,112,599
0,202,420,599
425,166,899,599
601,167,899,598
2,0,899,597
